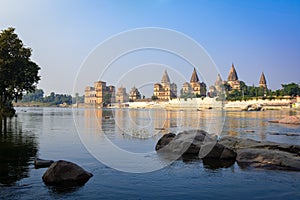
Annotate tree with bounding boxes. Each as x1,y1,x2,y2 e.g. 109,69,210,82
151,95,158,101
0,27,40,131
281,83,300,97
21,89,44,102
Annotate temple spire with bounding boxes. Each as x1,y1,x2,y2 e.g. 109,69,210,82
259,72,267,88
161,69,170,84
227,63,238,81
215,74,222,86
190,67,199,83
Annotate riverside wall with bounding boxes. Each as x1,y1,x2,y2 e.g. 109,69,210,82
125,98,293,110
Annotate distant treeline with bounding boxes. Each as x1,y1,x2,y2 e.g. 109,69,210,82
20,89,84,105
226,82,300,101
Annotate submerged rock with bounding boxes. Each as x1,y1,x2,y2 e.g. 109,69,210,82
278,116,300,125
202,158,236,169
34,158,54,169
42,160,93,186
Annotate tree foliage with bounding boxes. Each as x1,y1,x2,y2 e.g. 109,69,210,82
0,27,40,117
21,89,73,106
281,83,300,97
225,82,300,101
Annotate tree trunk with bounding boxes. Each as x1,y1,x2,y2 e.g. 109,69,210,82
0,116,2,134
3,117,7,133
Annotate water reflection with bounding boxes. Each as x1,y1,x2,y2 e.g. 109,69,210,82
84,108,182,138
0,117,38,185
84,108,114,132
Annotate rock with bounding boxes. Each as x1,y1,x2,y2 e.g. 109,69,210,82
42,160,93,186
199,142,237,160
156,130,213,155
268,132,300,137
34,158,54,169
219,136,300,171
155,132,176,151
202,158,236,169
278,116,300,125
242,104,263,111
237,148,300,171
155,130,236,160
243,130,255,133
219,136,300,155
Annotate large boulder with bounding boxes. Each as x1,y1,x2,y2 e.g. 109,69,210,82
219,136,300,155
155,133,176,151
42,160,93,186
237,149,300,170
219,136,300,171
155,130,236,160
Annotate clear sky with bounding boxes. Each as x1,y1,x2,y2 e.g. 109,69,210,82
1,0,299,96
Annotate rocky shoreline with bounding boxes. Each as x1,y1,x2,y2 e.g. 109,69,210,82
156,130,300,171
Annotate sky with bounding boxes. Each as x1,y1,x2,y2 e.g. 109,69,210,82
0,0,300,96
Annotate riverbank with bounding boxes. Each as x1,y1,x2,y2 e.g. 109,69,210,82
14,97,298,111
114,97,295,110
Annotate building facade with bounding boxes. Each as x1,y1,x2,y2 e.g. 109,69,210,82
208,74,226,97
129,86,141,101
181,68,207,97
115,86,129,103
153,70,177,100
84,86,96,104
227,63,241,90
84,81,115,105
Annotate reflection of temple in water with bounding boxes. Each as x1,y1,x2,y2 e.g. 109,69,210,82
224,111,268,140
153,110,178,134
84,109,115,133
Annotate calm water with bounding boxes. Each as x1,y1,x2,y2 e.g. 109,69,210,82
1,107,300,199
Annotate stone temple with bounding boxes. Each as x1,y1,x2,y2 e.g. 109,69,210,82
259,72,267,89
227,63,241,90
181,68,207,97
153,70,177,100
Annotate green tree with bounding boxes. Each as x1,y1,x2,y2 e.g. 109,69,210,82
0,27,40,131
281,83,300,97
151,95,158,101
21,89,44,102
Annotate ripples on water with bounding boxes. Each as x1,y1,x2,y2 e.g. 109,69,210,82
0,107,300,199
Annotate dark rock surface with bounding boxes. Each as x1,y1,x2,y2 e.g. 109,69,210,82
156,130,300,171
219,136,300,171
34,158,54,169
237,148,300,170
155,132,176,151
155,130,236,160
42,160,93,186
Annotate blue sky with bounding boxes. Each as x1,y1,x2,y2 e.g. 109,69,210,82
1,0,299,96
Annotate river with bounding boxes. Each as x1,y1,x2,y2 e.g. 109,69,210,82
0,107,300,199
